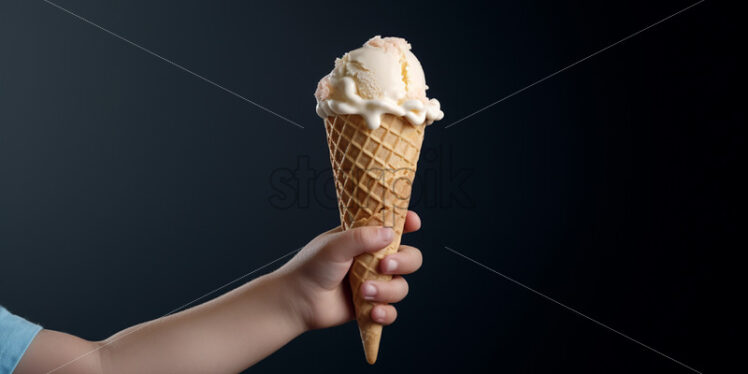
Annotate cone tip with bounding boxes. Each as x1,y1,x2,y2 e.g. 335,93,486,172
360,325,381,364
364,347,378,364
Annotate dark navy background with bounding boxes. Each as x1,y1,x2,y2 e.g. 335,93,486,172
0,1,738,373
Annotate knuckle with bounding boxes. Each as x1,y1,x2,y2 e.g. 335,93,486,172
415,250,423,265
411,248,423,264
352,228,369,246
389,307,398,320
400,279,410,296
402,245,422,258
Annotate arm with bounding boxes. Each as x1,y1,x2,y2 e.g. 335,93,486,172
16,273,302,374
102,272,303,373
15,212,423,374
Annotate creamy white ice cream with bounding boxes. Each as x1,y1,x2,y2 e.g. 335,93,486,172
315,36,443,129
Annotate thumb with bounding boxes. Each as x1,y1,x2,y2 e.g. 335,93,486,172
321,226,394,262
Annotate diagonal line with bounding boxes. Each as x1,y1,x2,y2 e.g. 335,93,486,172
444,246,702,374
444,0,705,129
45,247,301,374
43,0,305,130
161,248,301,316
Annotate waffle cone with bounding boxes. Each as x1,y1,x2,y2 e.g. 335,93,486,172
324,114,424,364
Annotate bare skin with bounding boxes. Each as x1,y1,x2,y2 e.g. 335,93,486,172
15,211,423,374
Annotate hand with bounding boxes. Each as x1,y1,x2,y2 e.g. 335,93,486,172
13,212,423,374
275,211,423,331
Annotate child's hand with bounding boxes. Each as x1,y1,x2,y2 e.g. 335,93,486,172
275,211,423,330
12,212,422,374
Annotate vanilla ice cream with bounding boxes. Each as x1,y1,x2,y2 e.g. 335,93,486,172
315,36,443,129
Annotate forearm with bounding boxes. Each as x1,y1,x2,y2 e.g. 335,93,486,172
18,272,306,374
99,272,305,374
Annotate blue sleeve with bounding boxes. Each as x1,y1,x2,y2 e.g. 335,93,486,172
0,306,42,374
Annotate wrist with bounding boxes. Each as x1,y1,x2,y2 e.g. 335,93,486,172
261,271,310,335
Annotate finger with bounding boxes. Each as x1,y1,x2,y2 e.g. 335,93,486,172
307,225,343,248
322,226,394,262
380,245,423,275
360,276,409,303
403,211,421,234
324,226,343,235
371,304,398,325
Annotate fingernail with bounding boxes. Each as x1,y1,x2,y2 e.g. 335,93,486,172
384,259,397,273
362,283,377,300
372,307,386,322
380,227,394,242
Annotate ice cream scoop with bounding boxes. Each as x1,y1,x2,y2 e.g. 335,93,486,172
315,36,443,129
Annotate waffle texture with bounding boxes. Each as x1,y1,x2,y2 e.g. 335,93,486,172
324,114,425,364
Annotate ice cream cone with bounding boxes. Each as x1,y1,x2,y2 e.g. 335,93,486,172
324,113,425,364
315,35,442,363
